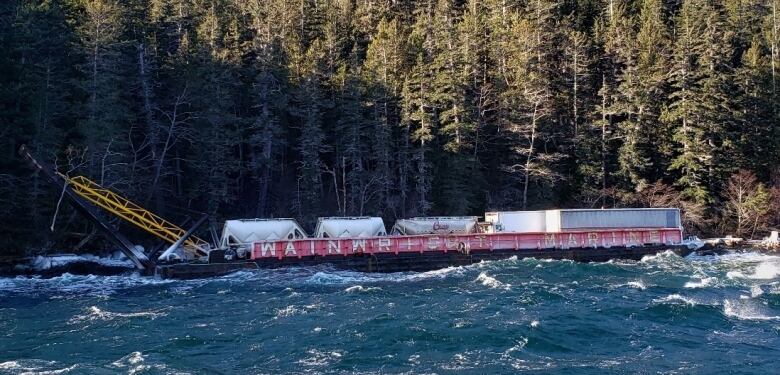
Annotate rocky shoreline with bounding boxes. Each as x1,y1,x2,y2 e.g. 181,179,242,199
697,235,780,254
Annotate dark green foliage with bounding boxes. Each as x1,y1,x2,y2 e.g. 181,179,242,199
2,0,779,254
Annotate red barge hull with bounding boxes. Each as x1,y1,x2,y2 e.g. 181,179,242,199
156,228,689,279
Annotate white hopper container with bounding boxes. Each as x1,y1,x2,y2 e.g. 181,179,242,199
484,211,547,233
545,208,681,232
220,218,308,247
391,217,479,235
314,217,387,238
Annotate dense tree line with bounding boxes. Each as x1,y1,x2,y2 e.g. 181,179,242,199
1,0,779,253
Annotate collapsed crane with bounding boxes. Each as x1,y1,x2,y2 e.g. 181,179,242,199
19,145,211,272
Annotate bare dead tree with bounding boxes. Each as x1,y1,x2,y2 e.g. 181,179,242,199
323,163,343,215
628,180,708,235
722,170,772,237
50,147,87,232
151,86,193,201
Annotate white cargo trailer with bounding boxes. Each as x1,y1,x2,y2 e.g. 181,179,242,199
484,211,547,233
545,208,681,232
391,217,479,235
220,218,308,248
314,217,387,238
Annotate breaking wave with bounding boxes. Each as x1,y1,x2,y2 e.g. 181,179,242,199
653,294,701,306
344,285,382,293
0,360,78,374
30,253,135,271
69,306,167,324
723,299,780,321
0,273,172,296
475,272,511,290
684,277,717,289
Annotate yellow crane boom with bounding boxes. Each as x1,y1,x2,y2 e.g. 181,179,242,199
65,175,210,257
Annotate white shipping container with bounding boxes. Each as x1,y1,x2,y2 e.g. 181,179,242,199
314,217,387,238
546,208,681,232
484,211,547,233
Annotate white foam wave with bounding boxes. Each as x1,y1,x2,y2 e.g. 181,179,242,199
653,294,699,306
344,285,381,293
274,303,322,318
726,271,746,279
695,252,780,264
640,250,681,263
726,261,780,280
475,272,510,290
110,351,178,375
305,271,382,285
0,360,77,374
31,253,134,271
440,353,474,371
111,351,146,369
296,349,344,367
0,273,173,296
275,305,305,318
684,277,716,289
723,299,780,321
305,265,467,286
626,280,647,290
70,306,167,324
452,319,471,328
750,262,780,279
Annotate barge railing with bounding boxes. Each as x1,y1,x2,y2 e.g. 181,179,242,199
249,228,685,260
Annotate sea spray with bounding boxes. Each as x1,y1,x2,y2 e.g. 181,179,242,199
2,251,779,374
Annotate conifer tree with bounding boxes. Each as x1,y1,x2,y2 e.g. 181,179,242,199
363,17,405,217
617,0,672,189
503,0,564,209
736,38,777,177
76,0,133,187
401,5,437,215
291,39,329,226
8,1,73,238
4,0,780,252
665,0,739,203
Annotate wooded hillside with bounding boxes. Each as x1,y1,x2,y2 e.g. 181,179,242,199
1,0,779,252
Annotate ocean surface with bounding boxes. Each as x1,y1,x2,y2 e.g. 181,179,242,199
1,251,779,374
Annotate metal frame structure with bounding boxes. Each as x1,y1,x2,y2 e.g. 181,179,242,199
18,145,151,270
19,145,210,271
65,175,210,257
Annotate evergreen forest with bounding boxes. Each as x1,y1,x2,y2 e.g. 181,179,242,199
2,0,780,253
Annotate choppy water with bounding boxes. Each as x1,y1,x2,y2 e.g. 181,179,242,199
1,251,779,374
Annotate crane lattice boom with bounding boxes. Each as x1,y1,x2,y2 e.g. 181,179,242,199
66,175,209,257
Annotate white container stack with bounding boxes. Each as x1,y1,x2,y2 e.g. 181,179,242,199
487,208,681,233
547,208,681,231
